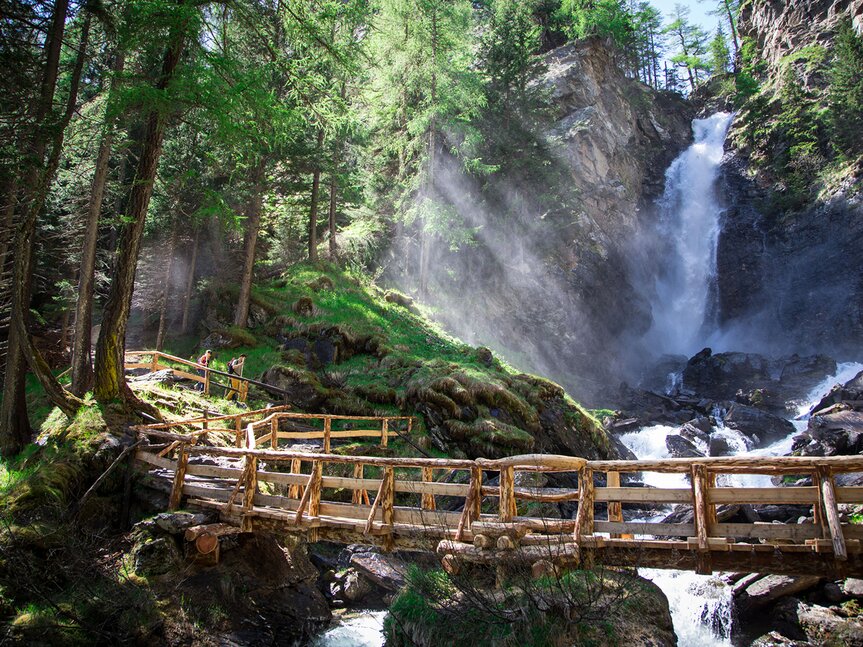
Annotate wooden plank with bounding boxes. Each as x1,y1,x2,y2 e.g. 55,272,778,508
382,466,395,550
836,487,863,504
588,455,863,474
712,522,822,541
594,521,696,536
136,450,177,471
186,463,243,480
595,487,691,504
708,487,819,504
276,430,384,440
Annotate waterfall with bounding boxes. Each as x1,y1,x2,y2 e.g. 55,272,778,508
646,112,734,356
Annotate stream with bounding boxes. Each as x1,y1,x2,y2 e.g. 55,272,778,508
620,361,863,646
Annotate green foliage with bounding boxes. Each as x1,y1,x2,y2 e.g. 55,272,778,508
829,20,863,158
558,0,634,49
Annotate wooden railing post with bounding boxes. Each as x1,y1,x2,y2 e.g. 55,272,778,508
498,466,516,522
470,466,482,521
289,459,302,499
323,417,332,453
692,464,712,574
574,466,594,540
606,471,623,538
203,367,210,395
270,416,278,449
380,419,389,448
421,466,436,511
235,415,243,448
150,351,159,373
169,443,189,510
382,466,395,551
818,466,848,560
202,410,208,432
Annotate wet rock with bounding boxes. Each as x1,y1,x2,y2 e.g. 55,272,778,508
678,421,710,444
779,355,838,398
811,370,863,416
154,511,210,535
723,402,796,447
751,630,812,646
736,575,822,616
340,569,374,603
683,349,774,401
348,550,407,593
665,434,705,458
709,435,733,456
846,579,863,598
822,582,844,604
793,411,863,456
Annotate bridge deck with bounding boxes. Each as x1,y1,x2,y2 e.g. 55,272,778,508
134,414,863,578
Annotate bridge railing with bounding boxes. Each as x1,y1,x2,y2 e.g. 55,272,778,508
246,411,413,451
133,432,863,571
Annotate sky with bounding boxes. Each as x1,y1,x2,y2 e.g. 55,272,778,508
649,0,720,35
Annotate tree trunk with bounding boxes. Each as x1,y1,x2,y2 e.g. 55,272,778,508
1,0,83,454
94,19,188,407
233,159,267,328
155,220,178,350
0,177,17,271
71,51,125,396
724,0,740,64
181,227,199,334
307,128,325,263
327,173,337,258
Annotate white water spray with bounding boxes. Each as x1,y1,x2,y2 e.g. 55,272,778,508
646,112,734,356
617,363,863,646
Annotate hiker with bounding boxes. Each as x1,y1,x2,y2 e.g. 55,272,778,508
226,353,247,401
196,349,212,391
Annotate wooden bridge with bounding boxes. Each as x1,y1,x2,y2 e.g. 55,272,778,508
134,410,863,578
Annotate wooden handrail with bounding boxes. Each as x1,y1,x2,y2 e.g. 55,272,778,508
137,436,863,575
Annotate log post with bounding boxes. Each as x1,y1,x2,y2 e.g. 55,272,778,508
499,465,516,522
270,417,278,449
202,410,208,432
421,466,436,510
606,471,623,538
289,458,302,499
574,467,594,540
813,470,829,539
309,459,323,542
203,367,211,395
818,466,847,560
380,419,389,448
150,352,159,373
692,464,712,574
352,463,365,505
169,444,189,510
470,466,483,522
382,466,395,551
235,415,243,448
323,417,332,453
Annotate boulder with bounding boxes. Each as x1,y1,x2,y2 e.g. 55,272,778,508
384,290,415,309
339,569,374,603
678,421,710,444
793,411,863,456
154,511,209,535
709,435,733,456
845,579,863,598
349,550,407,593
811,370,863,416
260,365,328,409
723,402,796,447
735,575,822,616
665,434,705,458
683,349,774,401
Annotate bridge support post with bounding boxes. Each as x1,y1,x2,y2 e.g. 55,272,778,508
380,419,389,448
270,417,278,449
499,466,516,522
323,417,331,453
241,455,258,532
169,444,189,510
574,467,594,541
235,415,243,448
606,471,623,538
818,466,848,561
692,464,713,574
422,467,436,510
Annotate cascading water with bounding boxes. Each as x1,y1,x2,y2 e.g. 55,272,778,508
646,112,734,357
618,362,863,646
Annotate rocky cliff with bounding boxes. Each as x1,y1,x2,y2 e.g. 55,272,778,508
416,38,694,404
714,0,863,358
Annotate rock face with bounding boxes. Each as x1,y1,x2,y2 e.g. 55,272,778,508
715,0,863,358
402,37,695,404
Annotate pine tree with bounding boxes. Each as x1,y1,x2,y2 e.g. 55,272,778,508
664,4,710,92
709,25,731,76
828,19,863,158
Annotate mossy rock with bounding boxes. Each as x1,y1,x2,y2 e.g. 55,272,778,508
260,365,330,409
306,275,335,291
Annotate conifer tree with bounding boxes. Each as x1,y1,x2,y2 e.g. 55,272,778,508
828,19,863,158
